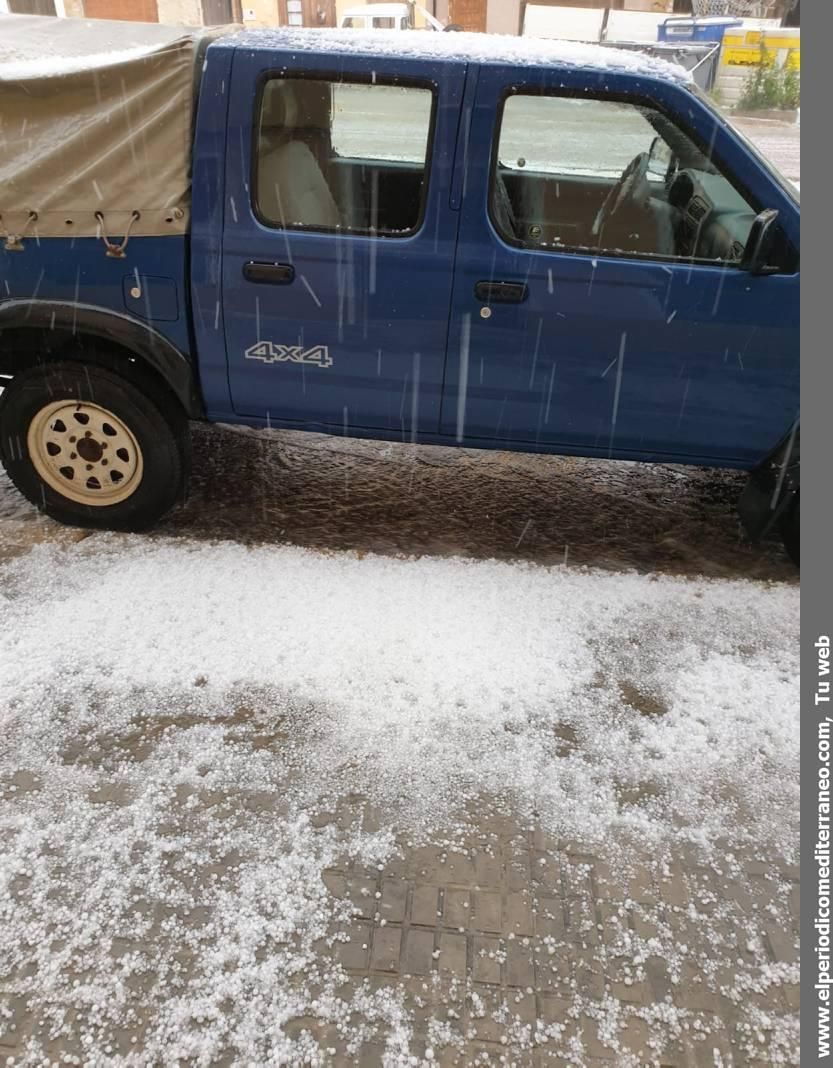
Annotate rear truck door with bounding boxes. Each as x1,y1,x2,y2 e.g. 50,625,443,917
222,49,466,435
440,64,800,466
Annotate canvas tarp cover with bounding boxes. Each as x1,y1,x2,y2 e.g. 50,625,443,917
0,16,235,240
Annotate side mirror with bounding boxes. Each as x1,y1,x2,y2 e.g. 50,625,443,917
740,209,781,276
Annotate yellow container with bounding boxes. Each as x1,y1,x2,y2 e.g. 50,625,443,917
721,30,800,70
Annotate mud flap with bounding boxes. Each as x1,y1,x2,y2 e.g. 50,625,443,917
737,424,800,542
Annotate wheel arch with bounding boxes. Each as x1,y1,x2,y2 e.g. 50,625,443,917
0,301,203,418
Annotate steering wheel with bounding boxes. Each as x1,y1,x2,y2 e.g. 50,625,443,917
591,152,651,240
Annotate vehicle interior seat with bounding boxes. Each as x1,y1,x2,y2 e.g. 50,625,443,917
257,82,342,231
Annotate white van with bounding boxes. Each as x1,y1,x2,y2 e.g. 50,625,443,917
339,3,444,31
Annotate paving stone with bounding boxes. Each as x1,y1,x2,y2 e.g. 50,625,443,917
537,993,571,1027
504,890,534,936
566,894,599,945
443,889,471,930
765,923,799,963
532,850,562,889
535,895,566,939
472,936,501,985
534,951,573,995
644,954,674,1002
402,928,435,976
627,864,658,905
473,852,502,888
411,883,440,926
467,986,505,1043
505,941,535,989
369,926,402,973
659,864,690,908
437,932,467,979
574,956,606,1000
322,870,347,898
506,850,532,892
472,890,502,934
335,922,372,971
443,852,476,886
0,994,32,1050
380,878,408,923
346,875,378,920
632,909,662,941
675,963,719,1012
590,860,617,900
617,1015,651,1057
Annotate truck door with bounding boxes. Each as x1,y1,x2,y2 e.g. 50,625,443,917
222,52,465,436
440,66,799,466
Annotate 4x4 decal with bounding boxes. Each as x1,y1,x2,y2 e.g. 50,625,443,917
245,341,333,368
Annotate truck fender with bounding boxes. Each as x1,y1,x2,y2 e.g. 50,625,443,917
0,300,203,418
737,421,800,541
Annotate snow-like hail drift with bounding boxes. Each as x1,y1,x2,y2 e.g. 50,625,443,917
0,537,798,1063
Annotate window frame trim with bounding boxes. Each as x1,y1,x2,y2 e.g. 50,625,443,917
487,85,775,271
251,69,439,241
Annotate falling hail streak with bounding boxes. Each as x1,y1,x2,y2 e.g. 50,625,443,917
456,314,471,444
607,332,626,459
369,170,379,295
528,318,543,389
515,518,533,550
411,353,421,444
711,264,728,317
677,378,690,426
545,363,556,424
300,275,322,308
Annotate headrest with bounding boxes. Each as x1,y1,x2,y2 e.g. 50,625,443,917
260,81,298,131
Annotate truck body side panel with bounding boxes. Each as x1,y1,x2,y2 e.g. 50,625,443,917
190,42,236,419
0,237,191,356
440,67,799,468
219,50,467,435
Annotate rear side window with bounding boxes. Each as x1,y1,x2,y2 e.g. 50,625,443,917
331,83,432,163
491,92,760,266
255,76,435,238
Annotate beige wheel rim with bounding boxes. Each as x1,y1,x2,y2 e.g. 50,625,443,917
27,400,144,507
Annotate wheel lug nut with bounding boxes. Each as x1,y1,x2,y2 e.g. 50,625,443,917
69,436,76,443
70,452,77,459
102,459,108,466
85,431,92,437
86,464,93,471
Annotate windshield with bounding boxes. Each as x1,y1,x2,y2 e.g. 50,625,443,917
689,82,800,203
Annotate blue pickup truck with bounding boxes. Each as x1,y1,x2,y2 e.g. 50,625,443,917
0,17,800,561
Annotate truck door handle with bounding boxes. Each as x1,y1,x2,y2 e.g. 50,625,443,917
474,281,528,304
243,261,295,285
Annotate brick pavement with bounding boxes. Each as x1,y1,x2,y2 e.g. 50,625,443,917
307,805,799,1066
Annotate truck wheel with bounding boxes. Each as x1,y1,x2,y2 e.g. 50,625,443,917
0,361,188,532
780,494,799,567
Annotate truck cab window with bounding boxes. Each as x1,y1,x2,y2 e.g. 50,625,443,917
255,77,434,237
491,93,760,265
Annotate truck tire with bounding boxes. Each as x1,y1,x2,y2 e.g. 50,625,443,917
780,494,799,567
0,360,188,532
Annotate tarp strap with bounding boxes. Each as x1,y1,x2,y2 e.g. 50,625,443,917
95,210,141,259
2,211,38,252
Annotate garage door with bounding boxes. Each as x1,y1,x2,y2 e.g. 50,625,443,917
83,0,159,21
449,0,486,31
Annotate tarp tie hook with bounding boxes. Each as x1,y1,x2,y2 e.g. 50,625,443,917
2,211,38,252
95,210,140,259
